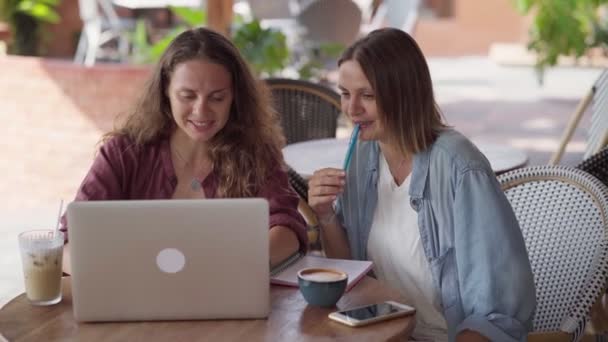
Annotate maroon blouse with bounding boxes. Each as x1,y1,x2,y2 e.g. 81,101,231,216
61,135,308,251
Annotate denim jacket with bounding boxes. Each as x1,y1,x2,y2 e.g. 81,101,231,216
335,129,536,341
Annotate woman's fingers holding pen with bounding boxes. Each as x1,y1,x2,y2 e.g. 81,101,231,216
308,168,346,218
309,168,346,192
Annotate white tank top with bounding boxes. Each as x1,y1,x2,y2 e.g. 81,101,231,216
367,153,448,341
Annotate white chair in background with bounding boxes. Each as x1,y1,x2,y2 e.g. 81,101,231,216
387,0,420,34
361,0,420,35
74,0,131,66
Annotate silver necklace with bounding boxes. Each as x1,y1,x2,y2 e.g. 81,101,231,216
172,145,210,192
190,178,203,192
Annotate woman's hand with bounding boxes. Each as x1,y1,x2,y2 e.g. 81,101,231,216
308,168,346,221
308,168,351,259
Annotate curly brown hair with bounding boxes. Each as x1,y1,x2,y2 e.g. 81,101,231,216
108,27,286,197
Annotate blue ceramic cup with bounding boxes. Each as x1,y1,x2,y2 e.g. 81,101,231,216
297,268,348,308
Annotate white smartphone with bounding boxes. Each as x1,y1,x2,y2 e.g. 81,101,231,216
328,301,416,327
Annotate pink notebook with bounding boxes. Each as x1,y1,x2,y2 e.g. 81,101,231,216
270,255,373,292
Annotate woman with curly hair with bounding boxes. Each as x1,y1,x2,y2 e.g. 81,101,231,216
61,27,307,273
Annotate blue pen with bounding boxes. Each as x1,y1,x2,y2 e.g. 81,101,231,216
342,124,360,170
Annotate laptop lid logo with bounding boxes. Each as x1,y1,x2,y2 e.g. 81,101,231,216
156,248,186,273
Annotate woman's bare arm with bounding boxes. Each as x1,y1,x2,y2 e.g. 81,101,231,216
269,225,299,268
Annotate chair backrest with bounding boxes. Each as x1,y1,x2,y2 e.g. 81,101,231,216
297,0,362,46
498,166,608,339
577,146,608,187
550,69,608,165
265,78,341,145
80,0,118,22
287,166,309,202
286,166,322,250
586,71,608,159
79,0,100,22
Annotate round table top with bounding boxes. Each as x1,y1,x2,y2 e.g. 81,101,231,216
0,277,415,341
283,138,528,177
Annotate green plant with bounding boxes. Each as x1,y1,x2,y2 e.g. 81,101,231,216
0,0,61,55
130,7,289,77
231,20,289,77
515,0,608,82
296,42,344,81
130,6,206,64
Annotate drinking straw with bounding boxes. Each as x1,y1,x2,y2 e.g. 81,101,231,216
342,124,360,170
54,199,64,236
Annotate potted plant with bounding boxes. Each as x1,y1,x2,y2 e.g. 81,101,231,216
516,0,608,83
0,0,61,55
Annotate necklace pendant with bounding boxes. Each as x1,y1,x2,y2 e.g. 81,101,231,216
190,178,202,192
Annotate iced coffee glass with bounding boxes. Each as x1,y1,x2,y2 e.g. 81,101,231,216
18,230,64,306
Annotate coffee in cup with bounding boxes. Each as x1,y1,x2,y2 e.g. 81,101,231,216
18,230,64,306
297,268,348,308
298,270,347,282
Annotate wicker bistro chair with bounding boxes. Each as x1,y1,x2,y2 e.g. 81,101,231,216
550,69,608,165
498,166,608,341
287,166,309,202
577,146,608,187
265,78,342,145
286,166,321,250
268,78,341,250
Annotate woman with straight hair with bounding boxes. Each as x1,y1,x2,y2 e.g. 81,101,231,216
61,27,307,273
308,28,535,341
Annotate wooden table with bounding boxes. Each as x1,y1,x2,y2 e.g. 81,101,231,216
283,138,529,177
0,277,414,341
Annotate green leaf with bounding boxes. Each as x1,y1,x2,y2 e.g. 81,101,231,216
514,0,608,81
297,61,321,80
232,18,289,75
150,26,185,60
16,2,60,23
37,0,60,6
232,13,245,25
170,6,206,27
132,19,148,46
514,0,533,14
130,19,151,63
318,42,345,58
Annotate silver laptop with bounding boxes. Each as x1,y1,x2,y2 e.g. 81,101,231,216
67,199,270,322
